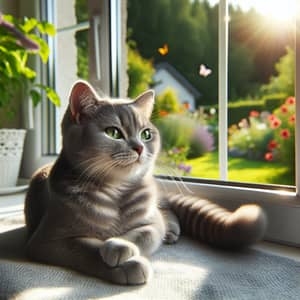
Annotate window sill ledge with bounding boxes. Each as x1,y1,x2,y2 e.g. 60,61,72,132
0,191,299,261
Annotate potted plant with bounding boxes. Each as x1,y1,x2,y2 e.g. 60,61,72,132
0,12,60,188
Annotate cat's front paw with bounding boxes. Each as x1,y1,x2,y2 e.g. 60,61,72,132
100,237,140,267
114,256,153,285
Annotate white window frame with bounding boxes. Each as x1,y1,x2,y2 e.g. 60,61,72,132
160,0,300,247
23,0,300,247
22,0,119,176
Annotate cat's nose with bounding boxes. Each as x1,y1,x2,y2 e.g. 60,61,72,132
133,145,143,156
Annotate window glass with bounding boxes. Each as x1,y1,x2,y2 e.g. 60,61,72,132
127,0,296,186
227,0,296,185
127,0,219,179
55,0,89,120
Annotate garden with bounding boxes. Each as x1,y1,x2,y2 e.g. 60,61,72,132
76,0,297,186
126,1,296,187
152,88,295,186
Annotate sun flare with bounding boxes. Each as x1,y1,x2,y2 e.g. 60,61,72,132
228,0,296,23
262,1,296,22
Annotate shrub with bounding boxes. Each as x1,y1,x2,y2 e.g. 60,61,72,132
261,47,295,98
153,88,181,119
228,111,273,160
188,125,214,159
155,114,214,175
263,93,286,112
127,46,154,98
264,96,295,175
228,100,264,126
155,114,194,150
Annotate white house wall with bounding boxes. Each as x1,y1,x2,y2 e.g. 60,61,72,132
153,69,196,111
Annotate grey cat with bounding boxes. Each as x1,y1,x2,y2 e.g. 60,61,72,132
25,80,267,285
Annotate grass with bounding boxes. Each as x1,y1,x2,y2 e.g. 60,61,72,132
187,152,294,186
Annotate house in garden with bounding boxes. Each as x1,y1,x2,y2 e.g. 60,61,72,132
153,62,201,111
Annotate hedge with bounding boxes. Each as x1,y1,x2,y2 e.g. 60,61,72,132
205,93,287,126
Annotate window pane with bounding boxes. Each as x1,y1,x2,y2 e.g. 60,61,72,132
127,0,219,179
127,0,296,186
55,0,89,120
227,0,296,185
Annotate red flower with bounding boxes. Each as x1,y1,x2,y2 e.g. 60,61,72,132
268,114,276,122
289,114,295,124
280,105,288,114
159,110,168,117
270,117,282,129
265,152,273,161
268,140,278,151
285,96,295,105
280,129,291,139
250,110,259,117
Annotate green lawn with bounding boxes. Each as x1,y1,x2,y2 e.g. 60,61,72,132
187,152,294,186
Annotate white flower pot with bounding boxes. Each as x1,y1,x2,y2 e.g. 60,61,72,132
0,129,26,188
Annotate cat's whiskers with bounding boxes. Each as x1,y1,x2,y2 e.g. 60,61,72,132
112,153,138,166
155,162,193,195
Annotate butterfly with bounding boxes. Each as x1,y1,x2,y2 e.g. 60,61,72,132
158,44,169,56
199,64,212,77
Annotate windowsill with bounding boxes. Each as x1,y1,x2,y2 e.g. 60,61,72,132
254,241,300,262
0,191,26,219
0,191,299,262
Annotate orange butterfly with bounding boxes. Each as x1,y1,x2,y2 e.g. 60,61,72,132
158,44,169,56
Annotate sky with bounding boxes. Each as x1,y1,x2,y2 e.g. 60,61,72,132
208,0,297,21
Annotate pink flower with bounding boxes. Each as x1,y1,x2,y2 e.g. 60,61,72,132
250,110,259,117
280,105,288,114
268,114,276,122
285,96,295,105
289,114,295,124
265,152,273,161
280,129,290,139
268,140,278,151
270,117,282,129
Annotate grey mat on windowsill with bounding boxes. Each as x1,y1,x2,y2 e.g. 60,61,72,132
0,225,299,300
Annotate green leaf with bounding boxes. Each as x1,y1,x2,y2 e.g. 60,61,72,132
30,89,42,106
20,18,38,33
33,84,61,107
28,34,49,63
37,22,56,36
45,87,61,106
22,67,36,79
2,14,14,23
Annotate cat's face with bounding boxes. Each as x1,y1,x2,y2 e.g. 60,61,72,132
62,81,160,183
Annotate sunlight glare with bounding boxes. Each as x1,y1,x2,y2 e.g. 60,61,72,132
226,0,296,22
261,1,296,22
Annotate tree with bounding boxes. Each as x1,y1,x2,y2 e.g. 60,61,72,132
127,47,154,98
155,88,180,114
127,0,294,104
261,47,295,97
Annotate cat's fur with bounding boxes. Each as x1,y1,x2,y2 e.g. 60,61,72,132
25,81,267,285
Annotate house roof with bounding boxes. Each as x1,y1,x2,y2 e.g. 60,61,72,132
155,62,201,98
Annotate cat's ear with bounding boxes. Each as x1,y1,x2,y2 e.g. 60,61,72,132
69,80,99,123
133,90,155,119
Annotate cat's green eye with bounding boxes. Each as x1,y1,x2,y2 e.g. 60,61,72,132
141,128,152,141
105,127,123,139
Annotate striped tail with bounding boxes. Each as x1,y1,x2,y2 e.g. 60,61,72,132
167,194,267,249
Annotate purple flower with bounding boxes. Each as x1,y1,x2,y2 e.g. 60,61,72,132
178,163,192,174
0,12,40,51
192,125,214,153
